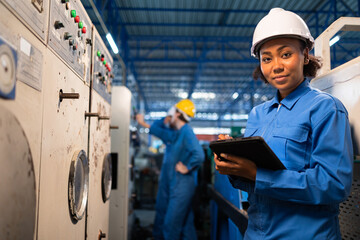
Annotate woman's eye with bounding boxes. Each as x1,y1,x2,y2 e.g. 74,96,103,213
262,57,271,63
282,52,292,58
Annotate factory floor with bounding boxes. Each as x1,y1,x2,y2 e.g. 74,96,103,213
131,205,211,240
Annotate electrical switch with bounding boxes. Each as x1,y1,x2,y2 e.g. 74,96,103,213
97,51,101,57
78,21,83,29
73,44,78,51
86,38,92,46
65,2,70,10
64,32,72,40
71,10,76,18
103,60,106,65
82,27,86,34
54,21,64,29
69,39,75,46
75,16,80,23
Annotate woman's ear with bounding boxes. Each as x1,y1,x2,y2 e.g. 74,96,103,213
303,47,310,65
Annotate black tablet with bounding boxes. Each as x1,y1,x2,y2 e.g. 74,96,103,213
210,136,286,170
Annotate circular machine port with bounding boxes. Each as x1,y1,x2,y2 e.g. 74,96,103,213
68,149,89,220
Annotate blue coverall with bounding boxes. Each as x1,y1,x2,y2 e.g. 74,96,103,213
150,119,205,240
229,80,353,239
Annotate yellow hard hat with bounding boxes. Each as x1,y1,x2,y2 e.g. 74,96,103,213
175,99,195,119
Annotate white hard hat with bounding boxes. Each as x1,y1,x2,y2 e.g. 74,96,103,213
251,8,314,58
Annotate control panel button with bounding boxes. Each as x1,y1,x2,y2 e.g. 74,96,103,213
78,21,83,29
71,10,76,18
64,32,72,40
82,27,87,34
54,21,64,29
75,15,80,23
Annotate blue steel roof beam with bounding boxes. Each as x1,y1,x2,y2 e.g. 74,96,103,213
339,0,359,16
325,0,336,29
167,41,193,59
115,7,343,15
129,58,257,63
336,43,358,59
139,40,167,59
123,22,256,28
129,62,149,112
88,0,146,102
225,42,250,59
217,80,260,121
129,35,252,42
188,42,221,98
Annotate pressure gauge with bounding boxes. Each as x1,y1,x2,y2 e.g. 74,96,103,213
68,149,89,220
0,41,17,99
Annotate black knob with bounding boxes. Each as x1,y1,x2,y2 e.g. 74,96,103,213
86,38,92,46
54,21,64,29
69,39,75,46
64,32,72,40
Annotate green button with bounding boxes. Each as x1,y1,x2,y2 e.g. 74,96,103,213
78,21,83,29
97,51,101,57
103,60,106,65
71,10,76,18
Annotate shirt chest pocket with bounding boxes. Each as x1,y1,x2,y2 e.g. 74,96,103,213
272,126,309,171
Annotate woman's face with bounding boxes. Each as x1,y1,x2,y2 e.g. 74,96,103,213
259,37,308,99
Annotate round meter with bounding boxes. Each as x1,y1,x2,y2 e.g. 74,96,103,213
101,153,112,202
0,43,16,95
68,149,89,220
0,106,36,239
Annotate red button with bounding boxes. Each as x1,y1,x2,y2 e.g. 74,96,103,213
101,57,104,62
82,27,86,34
75,16,80,23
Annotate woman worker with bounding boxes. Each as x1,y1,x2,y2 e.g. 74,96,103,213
214,8,353,239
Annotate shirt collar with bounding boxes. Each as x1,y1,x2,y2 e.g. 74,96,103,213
265,79,311,110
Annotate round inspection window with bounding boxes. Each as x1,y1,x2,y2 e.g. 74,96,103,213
0,106,36,239
68,150,89,221
102,153,112,203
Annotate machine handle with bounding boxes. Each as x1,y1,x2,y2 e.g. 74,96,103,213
59,90,79,102
85,112,99,118
98,230,106,240
98,115,110,120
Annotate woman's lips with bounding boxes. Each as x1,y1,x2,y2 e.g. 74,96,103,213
273,75,289,82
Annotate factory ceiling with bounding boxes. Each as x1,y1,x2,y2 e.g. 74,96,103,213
81,0,360,127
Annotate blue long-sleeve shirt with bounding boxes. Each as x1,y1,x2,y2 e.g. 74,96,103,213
150,119,204,175
229,80,353,239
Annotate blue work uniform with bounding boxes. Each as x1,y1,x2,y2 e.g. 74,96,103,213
150,119,205,240
229,80,353,239
152,143,172,239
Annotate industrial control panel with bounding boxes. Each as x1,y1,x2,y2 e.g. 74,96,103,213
92,26,113,103
48,0,92,83
0,2,47,239
0,0,50,42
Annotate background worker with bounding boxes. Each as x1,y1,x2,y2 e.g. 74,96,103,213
214,8,353,239
137,99,205,240
136,108,174,239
